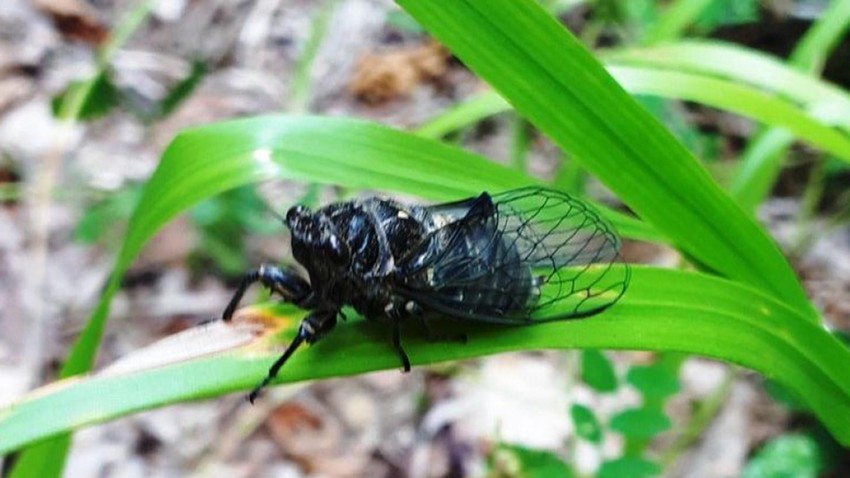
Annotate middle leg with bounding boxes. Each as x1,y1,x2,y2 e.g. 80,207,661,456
386,303,411,372
248,308,338,403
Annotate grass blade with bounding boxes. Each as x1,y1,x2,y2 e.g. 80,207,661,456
607,41,850,125
417,65,850,165
732,0,850,210
642,0,714,45
609,65,850,163
53,113,663,428
789,0,850,73
398,0,815,316
2,267,849,452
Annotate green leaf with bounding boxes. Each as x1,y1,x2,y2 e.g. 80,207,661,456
581,349,618,393
74,185,142,245
607,41,850,124
642,0,714,45
42,113,660,467
157,60,207,119
634,97,717,162
189,185,279,277
598,457,661,478
570,404,603,443
732,0,850,211
607,65,850,165
789,0,850,74
730,129,796,211
415,93,510,140
626,363,680,399
694,0,757,29
419,66,850,167
51,72,120,121
397,0,814,316
742,434,822,478
419,40,850,202
609,407,671,439
489,443,575,478
3,267,850,453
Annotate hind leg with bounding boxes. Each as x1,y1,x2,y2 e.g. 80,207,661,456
384,303,411,372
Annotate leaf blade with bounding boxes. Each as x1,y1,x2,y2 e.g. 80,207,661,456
2,267,849,453
398,0,814,315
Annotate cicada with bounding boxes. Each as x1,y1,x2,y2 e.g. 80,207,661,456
223,187,630,401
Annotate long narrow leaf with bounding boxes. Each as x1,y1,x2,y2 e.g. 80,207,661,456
397,0,815,316
788,0,850,73
609,65,850,163
2,267,849,453
57,114,663,421
732,0,850,211
607,41,850,125
731,129,796,209
642,0,713,45
417,66,850,165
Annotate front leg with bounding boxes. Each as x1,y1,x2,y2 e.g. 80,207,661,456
248,308,338,403
223,264,312,322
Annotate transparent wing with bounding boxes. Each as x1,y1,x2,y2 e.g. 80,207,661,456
396,187,630,324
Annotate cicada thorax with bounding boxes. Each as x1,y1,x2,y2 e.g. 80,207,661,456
324,198,430,276
302,198,432,315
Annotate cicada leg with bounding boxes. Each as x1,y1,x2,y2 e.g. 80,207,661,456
248,309,338,403
223,264,312,322
392,316,411,373
385,303,411,372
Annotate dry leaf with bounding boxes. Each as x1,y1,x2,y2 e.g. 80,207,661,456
348,41,449,104
34,0,109,46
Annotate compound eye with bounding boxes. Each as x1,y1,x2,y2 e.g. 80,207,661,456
327,235,350,265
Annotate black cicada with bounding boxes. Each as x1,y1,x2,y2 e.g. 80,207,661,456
222,187,630,401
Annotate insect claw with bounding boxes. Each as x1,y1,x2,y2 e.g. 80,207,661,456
247,382,265,404
391,317,411,372
398,351,411,372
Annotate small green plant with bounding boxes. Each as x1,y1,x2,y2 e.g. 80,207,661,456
188,185,280,278
743,433,823,478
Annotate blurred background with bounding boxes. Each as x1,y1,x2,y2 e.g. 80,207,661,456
1,0,850,476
